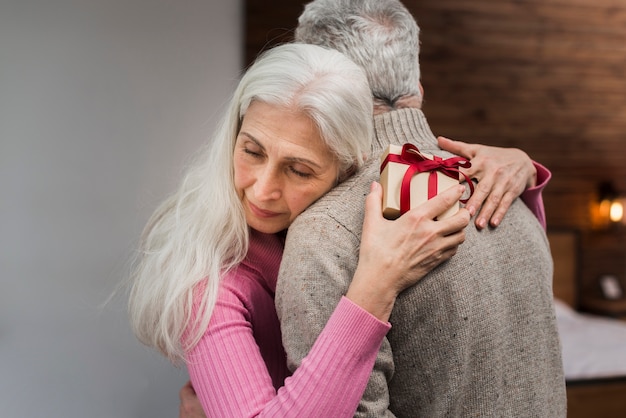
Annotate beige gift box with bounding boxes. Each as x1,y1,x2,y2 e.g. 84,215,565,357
380,144,461,220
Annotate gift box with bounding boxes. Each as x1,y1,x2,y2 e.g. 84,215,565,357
379,143,472,220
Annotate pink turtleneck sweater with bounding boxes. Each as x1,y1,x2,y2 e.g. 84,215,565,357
185,165,550,417
185,229,391,417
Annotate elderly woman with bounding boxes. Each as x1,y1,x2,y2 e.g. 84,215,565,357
129,43,469,417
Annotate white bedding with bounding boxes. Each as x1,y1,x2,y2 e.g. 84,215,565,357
555,298,626,381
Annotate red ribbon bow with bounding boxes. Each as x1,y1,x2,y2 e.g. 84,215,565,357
380,143,474,215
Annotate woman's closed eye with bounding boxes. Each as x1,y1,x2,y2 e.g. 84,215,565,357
244,147,264,158
288,165,313,178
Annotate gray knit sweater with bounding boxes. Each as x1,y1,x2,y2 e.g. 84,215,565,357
275,108,566,417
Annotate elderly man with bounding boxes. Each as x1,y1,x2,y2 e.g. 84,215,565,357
275,0,565,417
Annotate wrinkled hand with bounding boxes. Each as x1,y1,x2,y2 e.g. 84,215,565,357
347,182,470,321
438,136,537,229
179,381,206,418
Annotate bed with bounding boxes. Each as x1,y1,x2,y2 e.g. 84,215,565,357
548,230,626,417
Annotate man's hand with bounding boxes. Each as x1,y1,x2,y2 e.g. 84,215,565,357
179,381,206,418
438,136,537,229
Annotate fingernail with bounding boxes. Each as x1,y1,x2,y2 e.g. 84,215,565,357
467,205,476,216
477,218,486,229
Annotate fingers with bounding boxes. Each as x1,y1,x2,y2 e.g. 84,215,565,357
400,216,467,284
179,381,196,401
476,190,516,228
439,139,537,229
366,181,465,225
463,176,491,218
437,136,477,160
362,181,384,231
466,175,507,229
364,181,383,217
439,207,471,236
406,184,466,221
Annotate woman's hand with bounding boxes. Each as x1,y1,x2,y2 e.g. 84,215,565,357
179,381,205,418
438,136,537,229
346,182,470,322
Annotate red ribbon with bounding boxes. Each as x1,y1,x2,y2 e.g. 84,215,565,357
380,143,474,215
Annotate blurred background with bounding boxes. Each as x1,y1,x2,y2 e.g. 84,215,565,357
1,1,241,417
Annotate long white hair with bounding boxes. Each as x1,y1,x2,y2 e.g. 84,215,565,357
128,43,373,362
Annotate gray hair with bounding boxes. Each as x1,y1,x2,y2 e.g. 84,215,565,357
295,0,422,104
128,43,373,362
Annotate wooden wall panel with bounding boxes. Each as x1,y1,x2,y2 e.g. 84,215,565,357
245,0,626,297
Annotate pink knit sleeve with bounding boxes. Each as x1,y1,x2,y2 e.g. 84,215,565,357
520,161,551,230
186,296,390,417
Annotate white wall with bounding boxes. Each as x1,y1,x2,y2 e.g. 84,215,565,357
0,1,242,417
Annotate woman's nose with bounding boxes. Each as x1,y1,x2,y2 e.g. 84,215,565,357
253,167,282,201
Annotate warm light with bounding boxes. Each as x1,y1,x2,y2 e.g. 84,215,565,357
599,199,612,219
591,181,624,229
609,200,624,223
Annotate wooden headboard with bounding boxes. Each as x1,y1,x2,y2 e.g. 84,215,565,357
547,230,580,308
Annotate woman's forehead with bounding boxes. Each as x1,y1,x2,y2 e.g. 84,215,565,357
238,101,335,164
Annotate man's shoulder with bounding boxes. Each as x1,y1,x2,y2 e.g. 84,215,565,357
292,160,378,229
453,197,552,277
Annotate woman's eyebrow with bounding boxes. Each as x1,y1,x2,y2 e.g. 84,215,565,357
238,131,265,150
283,155,323,170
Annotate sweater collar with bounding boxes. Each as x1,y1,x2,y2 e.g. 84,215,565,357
246,228,285,293
371,108,441,155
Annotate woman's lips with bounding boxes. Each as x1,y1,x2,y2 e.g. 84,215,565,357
248,201,281,218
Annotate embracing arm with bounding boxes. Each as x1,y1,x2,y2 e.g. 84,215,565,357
276,226,396,417
277,183,469,417
438,136,551,230
186,283,390,417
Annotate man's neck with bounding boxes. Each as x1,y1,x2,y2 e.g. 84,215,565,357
371,108,441,156
372,94,423,115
